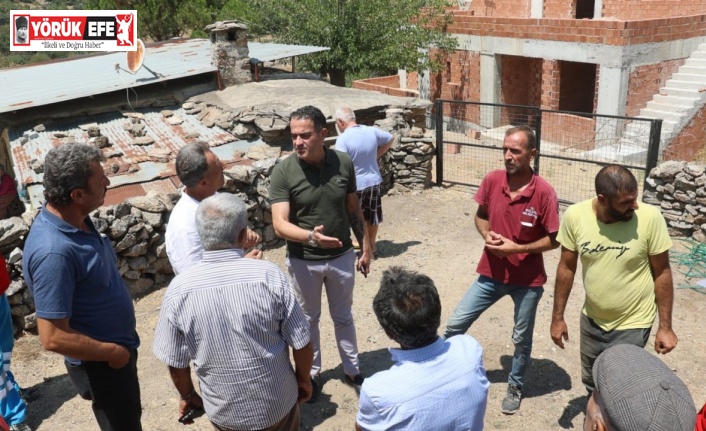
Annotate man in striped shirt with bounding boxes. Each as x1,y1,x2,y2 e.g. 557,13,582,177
154,193,313,431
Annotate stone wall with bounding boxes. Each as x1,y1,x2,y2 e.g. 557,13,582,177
644,161,706,242
2,100,435,336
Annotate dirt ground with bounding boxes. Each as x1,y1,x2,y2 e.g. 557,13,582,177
11,186,706,431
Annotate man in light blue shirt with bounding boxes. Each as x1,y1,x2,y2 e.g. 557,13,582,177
335,107,394,258
356,267,489,431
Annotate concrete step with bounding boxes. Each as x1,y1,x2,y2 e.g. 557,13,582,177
678,65,706,75
637,109,680,123
660,86,704,97
645,101,693,113
663,80,706,93
690,51,706,59
584,143,647,165
685,58,706,68
670,73,706,83
651,94,700,107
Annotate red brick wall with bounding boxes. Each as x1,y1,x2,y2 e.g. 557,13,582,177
407,72,419,91
430,50,482,124
664,104,706,161
447,13,706,45
499,56,542,125
466,0,531,17
625,59,686,117
544,0,573,18
542,60,561,110
602,0,706,19
542,113,597,150
352,75,419,97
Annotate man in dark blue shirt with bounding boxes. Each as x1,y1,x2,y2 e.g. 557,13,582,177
23,143,142,431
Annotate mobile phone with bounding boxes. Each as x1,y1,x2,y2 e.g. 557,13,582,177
178,407,205,424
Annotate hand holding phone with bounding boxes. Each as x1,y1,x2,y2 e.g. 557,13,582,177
178,407,205,424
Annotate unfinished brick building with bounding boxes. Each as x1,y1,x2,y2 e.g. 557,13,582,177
355,0,706,162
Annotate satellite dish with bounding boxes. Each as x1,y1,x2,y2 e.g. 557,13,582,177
126,39,145,74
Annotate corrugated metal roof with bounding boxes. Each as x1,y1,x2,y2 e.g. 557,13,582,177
0,39,216,114
9,107,235,187
9,108,266,209
0,39,329,114
248,42,329,63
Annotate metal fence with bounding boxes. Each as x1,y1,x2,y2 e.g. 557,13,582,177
434,100,662,204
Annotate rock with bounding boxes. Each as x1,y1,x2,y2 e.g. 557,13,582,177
115,233,137,252
123,242,148,257
141,211,163,228
182,102,195,110
128,256,149,270
224,164,256,184
125,277,155,298
110,219,129,239
245,144,281,161
22,313,37,330
8,248,22,265
161,110,174,117
0,218,29,248
34,124,45,132
127,196,167,213
122,112,145,120
6,280,25,296
148,148,172,163
91,217,109,233
232,123,258,139
650,161,685,179
124,270,141,280
21,288,34,310
29,159,44,174
685,163,706,178
10,305,30,317
131,137,154,146
167,116,183,125
252,158,277,176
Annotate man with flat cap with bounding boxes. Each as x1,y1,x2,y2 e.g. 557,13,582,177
15,16,28,44
584,343,696,431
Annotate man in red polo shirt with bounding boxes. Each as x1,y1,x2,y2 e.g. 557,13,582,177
443,125,560,415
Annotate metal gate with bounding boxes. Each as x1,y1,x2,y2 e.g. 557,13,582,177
434,100,662,204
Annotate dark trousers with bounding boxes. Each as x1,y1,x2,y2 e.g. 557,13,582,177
65,349,143,431
580,313,650,392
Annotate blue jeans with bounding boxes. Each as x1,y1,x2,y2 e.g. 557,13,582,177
443,275,544,388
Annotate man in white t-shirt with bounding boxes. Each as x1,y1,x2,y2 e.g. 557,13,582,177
165,142,260,275
334,107,394,259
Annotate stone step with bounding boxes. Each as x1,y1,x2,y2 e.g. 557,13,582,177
670,72,706,83
678,65,706,75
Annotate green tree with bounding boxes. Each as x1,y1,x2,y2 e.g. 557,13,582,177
243,0,457,86
86,0,216,41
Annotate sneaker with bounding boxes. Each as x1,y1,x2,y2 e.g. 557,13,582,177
307,375,321,404
342,374,364,395
9,423,32,431
501,384,522,415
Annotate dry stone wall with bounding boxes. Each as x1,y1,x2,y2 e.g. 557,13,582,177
644,160,706,241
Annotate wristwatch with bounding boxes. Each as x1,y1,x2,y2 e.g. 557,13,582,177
307,231,317,247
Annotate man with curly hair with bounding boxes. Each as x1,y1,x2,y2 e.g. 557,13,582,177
23,143,142,431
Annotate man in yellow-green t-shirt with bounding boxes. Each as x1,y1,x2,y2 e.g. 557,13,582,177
550,164,677,391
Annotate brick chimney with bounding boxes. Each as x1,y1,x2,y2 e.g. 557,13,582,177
205,20,252,86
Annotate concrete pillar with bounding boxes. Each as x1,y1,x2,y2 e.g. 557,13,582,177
480,52,501,128
595,65,629,146
531,0,543,18
594,0,603,18
398,69,407,90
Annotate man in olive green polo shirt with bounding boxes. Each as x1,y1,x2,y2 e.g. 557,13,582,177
270,105,371,400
